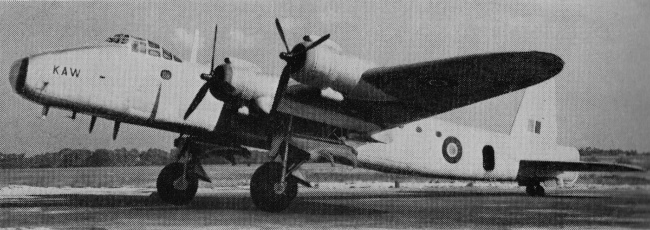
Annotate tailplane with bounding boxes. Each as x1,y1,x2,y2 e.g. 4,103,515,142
510,78,557,143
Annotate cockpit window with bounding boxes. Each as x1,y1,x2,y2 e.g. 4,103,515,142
148,41,160,49
119,34,129,44
148,49,160,57
138,41,146,53
132,41,146,53
162,49,172,60
106,34,129,44
108,34,182,63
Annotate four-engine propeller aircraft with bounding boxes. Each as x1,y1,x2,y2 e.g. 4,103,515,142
9,19,643,212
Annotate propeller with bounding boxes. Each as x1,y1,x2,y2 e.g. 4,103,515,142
271,18,331,113
184,25,239,120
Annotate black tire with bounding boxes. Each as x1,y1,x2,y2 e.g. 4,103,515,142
534,185,546,197
525,185,536,196
250,162,298,212
525,184,546,197
156,163,199,205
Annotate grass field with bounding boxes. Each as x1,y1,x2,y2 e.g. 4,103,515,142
1,163,649,189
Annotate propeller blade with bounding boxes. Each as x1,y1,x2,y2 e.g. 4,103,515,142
275,18,290,52
184,83,210,120
210,24,218,72
303,34,330,52
270,66,292,113
290,34,330,58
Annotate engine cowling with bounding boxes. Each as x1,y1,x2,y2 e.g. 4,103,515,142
211,57,277,113
288,41,376,95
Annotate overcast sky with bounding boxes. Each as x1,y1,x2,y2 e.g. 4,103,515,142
1,0,649,155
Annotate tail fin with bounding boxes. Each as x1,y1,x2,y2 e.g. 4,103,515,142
509,78,557,143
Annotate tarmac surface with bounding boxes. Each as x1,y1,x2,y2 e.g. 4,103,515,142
1,185,649,229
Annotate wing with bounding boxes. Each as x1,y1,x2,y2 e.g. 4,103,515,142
279,51,564,132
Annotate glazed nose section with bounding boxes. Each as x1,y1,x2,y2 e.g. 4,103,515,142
9,57,29,93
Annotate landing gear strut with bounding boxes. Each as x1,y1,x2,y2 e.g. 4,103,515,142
525,183,545,197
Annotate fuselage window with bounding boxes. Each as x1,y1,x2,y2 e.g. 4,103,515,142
148,49,160,57
161,70,172,80
482,145,495,171
173,55,182,63
162,49,172,60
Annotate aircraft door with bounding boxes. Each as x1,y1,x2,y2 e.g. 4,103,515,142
483,145,495,171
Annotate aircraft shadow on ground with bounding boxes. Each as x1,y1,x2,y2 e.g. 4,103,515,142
0,189,606,216
304,189,608,200
0,193,386,215
1,191,645,229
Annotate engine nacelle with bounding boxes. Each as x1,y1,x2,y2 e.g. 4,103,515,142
289,42,376,95
213,57,276,100
212,57,277,113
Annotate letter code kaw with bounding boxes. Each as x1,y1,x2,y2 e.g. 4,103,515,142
53,65,81,77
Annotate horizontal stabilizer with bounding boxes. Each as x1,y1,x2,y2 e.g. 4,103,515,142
520,160,645,173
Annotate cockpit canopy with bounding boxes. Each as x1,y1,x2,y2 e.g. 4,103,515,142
106,34,182,63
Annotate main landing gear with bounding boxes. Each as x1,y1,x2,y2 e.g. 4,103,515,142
250,162,298,212
250,141,308,212
525,182,546,197
250,116,309,212
156,137,208,205
156,162,199,205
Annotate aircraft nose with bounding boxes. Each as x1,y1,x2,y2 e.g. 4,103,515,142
9,57,28,93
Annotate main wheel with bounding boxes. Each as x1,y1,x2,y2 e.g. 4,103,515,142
250,162,298,212
525,185,536,196
525,184,546,197
534,184,545,196
156,162,199,205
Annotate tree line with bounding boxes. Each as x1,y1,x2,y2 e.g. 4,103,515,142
578,147,644,156
0,148,269,169
0,146,645,169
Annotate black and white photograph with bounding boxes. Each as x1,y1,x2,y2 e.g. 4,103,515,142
1,0,649,228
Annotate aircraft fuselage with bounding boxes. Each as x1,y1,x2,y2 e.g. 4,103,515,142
10,45,226,135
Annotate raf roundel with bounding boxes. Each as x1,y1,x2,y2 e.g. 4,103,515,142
442,136,462,163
